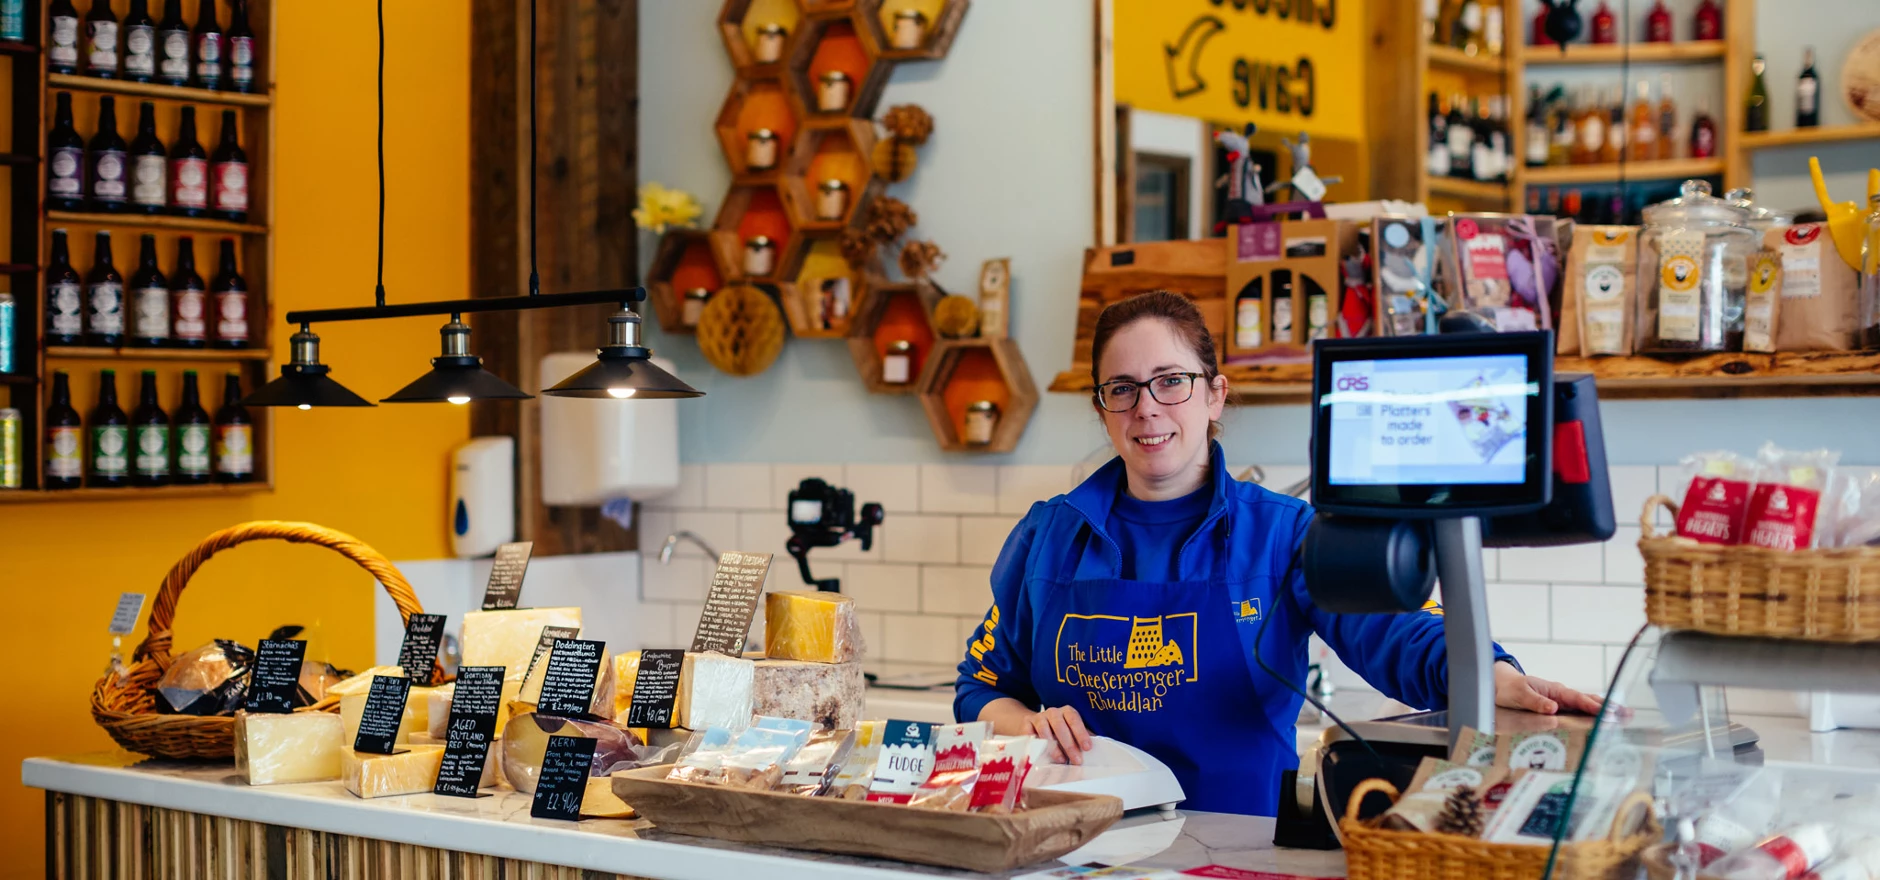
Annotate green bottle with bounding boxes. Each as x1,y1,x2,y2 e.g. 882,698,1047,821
1746,54,1770,132
90,369,129,487
131,369,169,486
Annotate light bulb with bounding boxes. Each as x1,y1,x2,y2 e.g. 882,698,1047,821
297,404,312,411
607,387,636,399
447,395,471,405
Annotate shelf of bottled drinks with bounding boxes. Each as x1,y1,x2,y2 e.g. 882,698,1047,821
0,0,274,499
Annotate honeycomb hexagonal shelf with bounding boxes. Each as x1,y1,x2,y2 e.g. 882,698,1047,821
715,77,801,182
780,119,881,233
847,278,941,394
712,184,797,283
782,236,863,338
858,0,969,62
915,337,1038,453
785,12,891,123
647,229,724,335
718,0,804,73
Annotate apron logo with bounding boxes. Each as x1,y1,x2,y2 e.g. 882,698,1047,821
1422,599,1444,617
1055,613,1199,714
1125,616,1186,668
1234,598,1262,624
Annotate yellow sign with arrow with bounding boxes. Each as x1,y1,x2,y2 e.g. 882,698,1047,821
1113,0,1366,141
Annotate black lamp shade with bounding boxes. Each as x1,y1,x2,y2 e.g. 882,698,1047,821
542,350,703,399
242,364,376,408
381,356,532,404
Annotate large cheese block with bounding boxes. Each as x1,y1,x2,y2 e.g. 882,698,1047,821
764,591,862,663
516,643,615,716
408,733,502,789
234,711,344,785
326,665,405,698
459,607,583,681
341,745,446,798
752,658,865,731
425,679,525,740
339,686,437,747
677,652,755,731
498,710,649,795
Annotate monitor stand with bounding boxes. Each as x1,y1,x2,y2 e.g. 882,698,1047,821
1434,516,1495,749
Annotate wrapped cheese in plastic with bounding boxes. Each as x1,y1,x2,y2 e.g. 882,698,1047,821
825,719,885,800
499,709,668,795
779,729,855,796
1676,451,1753,545
1742,444,1840,551
968,735,1036,813
909,722,990,811
667,727,737,785
157,640,256,715
718,718,816,791
764,591,864,663
234,710,344,785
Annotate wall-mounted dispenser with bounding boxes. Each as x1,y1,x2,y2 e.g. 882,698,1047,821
450,436,516,558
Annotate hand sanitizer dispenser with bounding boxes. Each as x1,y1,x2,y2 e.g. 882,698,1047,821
451,436,516,558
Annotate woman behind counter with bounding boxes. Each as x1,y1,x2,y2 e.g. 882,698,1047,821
953,291,1601,816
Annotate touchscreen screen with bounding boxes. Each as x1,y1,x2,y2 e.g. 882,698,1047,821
1325,354,1531,487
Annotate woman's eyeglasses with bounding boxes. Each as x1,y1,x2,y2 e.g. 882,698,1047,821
1093,372,1205,413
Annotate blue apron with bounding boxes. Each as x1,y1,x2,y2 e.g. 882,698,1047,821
1029,525,1272,814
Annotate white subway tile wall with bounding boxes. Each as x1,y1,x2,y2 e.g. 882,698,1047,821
635,462,1867,715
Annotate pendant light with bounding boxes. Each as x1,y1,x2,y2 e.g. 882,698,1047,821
241,325,374,409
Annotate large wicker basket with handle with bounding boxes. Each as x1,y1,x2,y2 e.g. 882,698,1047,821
90,521,440,760
1339,779,1658,880
1640,495,1880,641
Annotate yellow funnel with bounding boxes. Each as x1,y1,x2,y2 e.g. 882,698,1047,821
1809,157,1880,271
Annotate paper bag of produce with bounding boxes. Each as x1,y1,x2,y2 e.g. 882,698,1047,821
1770,224,1860,351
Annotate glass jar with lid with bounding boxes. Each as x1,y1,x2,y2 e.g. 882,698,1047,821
1860,194,1880,350
1634,180,1760,353
1724,187,1797,232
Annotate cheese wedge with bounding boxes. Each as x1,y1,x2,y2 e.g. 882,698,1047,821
677,652,755,732
764,591,862,663
583,776,635,818
339,686,437,747
753,658,865,730
459,607,583,680
610,651,642,720
424,679,524,740
498,710,648,795
234,711,344,785
326,665,405,698
408,733,503,789
341,745,446,798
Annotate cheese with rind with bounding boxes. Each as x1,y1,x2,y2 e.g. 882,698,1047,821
678,652,755,732
753,658,865,730
234,711,344,785
498,710,651,795
764,591,862,663
459,607,584,681
341,745,446,798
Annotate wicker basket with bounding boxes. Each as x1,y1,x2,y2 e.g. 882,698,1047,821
90,521,439,760
1339,779,1658,880
1640,494,1880,641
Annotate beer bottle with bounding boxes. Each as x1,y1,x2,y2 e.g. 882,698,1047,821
45,371,83,490
170,237,207,347
122,0,156,82
88,95,129,212
130,233,169,347
210,110,247,222
211,238,247,348
213,371,252,483
91,368,129,487
83,0,119,78
131,369,169,486
86,230,124,348
48,0,79,75
169,105,208,216
155,0,189,86
48,92,85,210
129,100,167,213
173,370,212,484
192,0,222,90
45,229,84,346
226,0,255,93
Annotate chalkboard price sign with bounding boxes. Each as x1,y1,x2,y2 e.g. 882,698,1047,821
624,649,684,728
352,675,413,755
535,638,605,718
243,638,308,714
396,613,448,686
690,551,773,655
480,541,535,611
522,625,581,684
432,665,505,797
530,735,598,821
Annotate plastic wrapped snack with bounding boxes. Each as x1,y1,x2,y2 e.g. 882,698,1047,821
1709,825,1836,880
1493,728,1587,772
718,718,817,791
156,640,256,715
1742,444,1840,551
1380,757,1509,833
667,727,737,785
967,735,1036,813
779,728,855,796
864,719,939,804
234,711,344,785
1676,451,1753,545
825,719,885,800
1674,764,1782,867
297,661,345,706
909,722,990,811
499,709,665,795
764,591,864,663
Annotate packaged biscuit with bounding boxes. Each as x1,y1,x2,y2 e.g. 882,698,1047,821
825,719,886,800
1380,757,1509,833
778,728,855,796
1452,726,1498,767
1742,443,1840,551
968,735,1036,814
1494,729,1588,772
909,722,991,811
864,719,939,804
1676,451,1754,545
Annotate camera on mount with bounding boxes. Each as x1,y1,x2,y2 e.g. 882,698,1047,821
785,478,884,592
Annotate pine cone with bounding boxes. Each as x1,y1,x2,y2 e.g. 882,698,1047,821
899,240,946,279
840,229,877,270
867,197,918,242
1433,785,1484,838
881,104,935,145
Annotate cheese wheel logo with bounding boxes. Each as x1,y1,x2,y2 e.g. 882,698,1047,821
1750,257,1778,294
1592,229,1631,246
1784,224,1822,246
1585,265,1624,300
1662,255,1700,291
1428,767,1487,790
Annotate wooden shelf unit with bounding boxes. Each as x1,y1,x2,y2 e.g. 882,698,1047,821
1523,40,1728,66
1738,123,1880,150
1426,174,1517,202
1523,157,1728,185
0,0,276,498
1427,44,1507,75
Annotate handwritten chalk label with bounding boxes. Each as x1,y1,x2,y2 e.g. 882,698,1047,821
625,649,684,728
480,541,535,611
243,638,307,714
108,592,146,635
521,625,581,686
396,613,447,686
690,551,774,655
535,638,605,717
530,735,598,821
352,675,412,755
433,665,505,797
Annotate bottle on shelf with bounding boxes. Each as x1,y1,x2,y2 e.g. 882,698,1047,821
91,369,128,487
45,371,83,490
1483,0,1504,57
131,369,168,487
156,0,190,86
1657,75,1678,160
227,0,255,93
1432,0,1457,47
2,0,26,42
47,92,85,211
171,237,206,347
210,109,248,222
1691,96,1718,159
170,105,208,217
1591,0,1617,44
1574,88,1606,165
1471,97,1495,181
1525,86,1550,168
173,370,211,485
1549,91,1575,166
48,0,80,75
129,101,167,214
213,371,252,483
83,0,119,78
211,238,247,348
194,0,224,90
1604,88,1626,164
46,229,83,346
1693,0,1722,41
1643,0,1672,43
1797,47,1820,129
1447,93,1475,178
1630,80,1658,161
1427,92,1450,178
1530,2,1555,47
122,0,156,82
1453,0,1484,54
86,231,124,348
1746,53,1770,132
1233,276,1262,350
130,234,169,348
88,95,129,213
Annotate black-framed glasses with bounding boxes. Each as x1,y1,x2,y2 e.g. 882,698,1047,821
1093,372,1205,413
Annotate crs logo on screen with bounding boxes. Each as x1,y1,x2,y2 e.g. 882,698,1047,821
1335,374,1370,391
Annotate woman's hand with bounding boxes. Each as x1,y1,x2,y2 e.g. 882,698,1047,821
1493,661,1606,716
1024,706,1095,765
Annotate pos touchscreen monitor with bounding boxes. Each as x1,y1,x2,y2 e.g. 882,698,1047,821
1310,332,1554,518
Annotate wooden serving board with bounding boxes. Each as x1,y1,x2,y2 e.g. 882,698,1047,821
611,766,1123,873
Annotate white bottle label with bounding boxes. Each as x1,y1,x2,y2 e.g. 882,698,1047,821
172,157,207,208
215,424,252,475
132,154,167,205
47,426,82,478
125,25,155,75
93,150,127,200
1235,298,1263,349
1798,79,1818,114
213,161,248,212
173,289,206,340
94,425,128,475
196,33,221,80
177,424,210,474
49,147,83,196
231,36,253,85
89,282,123,335
135,286,169,338
49,281,82,336
50,16,78,65
86,20,117,69
215,291,247,341
159,31,188,78
135,424,168,474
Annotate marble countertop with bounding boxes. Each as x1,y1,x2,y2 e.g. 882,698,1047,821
22,753,1349,880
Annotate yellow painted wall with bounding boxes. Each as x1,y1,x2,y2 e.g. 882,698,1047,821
0,2,471,874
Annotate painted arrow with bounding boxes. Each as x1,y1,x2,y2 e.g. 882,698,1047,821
1164,15,1225,100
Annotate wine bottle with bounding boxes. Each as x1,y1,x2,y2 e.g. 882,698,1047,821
210,109,248,222
47,92,85,211
1691,96,1718,159
130,234,169,347
91,369,129,487
1796,47,1820,128
131,369,169,486
173,370,211,484
122,0,156,82
45,229,83,346
1525,86,1550,167
44,371,83,490
1656,75,1678,160
88,96,129,212
1629,80,1657,161
213,372,253,483
171,237,207,348
169,105,208,216
48,0,80,75
83,0,119,78
1604,88,1626,164
1447,93,1475,178
193,0,223,90
1746,54,1769,132
156,0,190,86
227,0,255,93
211,238,247,348
1427,93,1451,177
129,101,167,213
86,231,124,347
